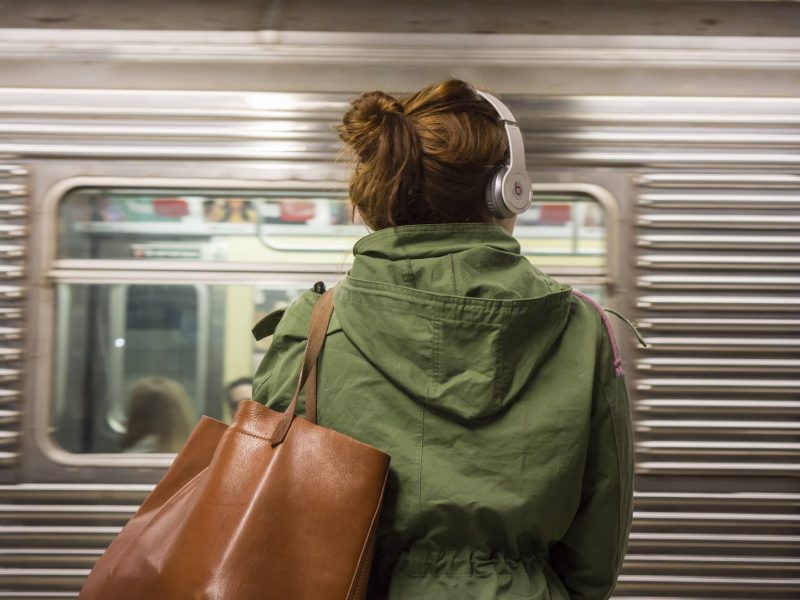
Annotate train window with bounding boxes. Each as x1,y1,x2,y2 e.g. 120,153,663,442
522,191,606,270
51,280,310,454
48,184,610,457
57,188,604,268
58,188,367,264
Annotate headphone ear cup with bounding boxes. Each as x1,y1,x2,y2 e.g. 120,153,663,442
484,166,507,219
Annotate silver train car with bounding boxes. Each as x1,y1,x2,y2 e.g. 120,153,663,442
0,7,798,598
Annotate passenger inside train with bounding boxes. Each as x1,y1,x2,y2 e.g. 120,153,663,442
120,377,195,453
225,376,253,420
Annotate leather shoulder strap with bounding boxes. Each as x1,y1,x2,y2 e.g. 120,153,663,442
303,290,335,424
269,289,334,446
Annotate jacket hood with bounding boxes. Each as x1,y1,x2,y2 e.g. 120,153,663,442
333,223,572,421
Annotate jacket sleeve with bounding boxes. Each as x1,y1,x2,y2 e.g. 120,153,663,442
548,326,635,599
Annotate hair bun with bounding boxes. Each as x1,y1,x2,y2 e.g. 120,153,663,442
338,91,405,161
354,91,404,121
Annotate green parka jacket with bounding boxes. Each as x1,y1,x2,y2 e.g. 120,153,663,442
252,223,634,600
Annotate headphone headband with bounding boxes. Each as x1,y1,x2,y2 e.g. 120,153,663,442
474,90,517,123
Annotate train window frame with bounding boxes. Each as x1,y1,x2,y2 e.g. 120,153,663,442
33,176,620,468
525,183,618,286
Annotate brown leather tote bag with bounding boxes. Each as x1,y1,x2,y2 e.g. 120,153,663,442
80,289,391,600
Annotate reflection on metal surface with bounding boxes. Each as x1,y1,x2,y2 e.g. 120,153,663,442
638,213,800,229
637,317,800,332
635,172,800,188
637,379,799,393
637,233,800,250
637,357,800,373
638,274,800,290
0,225,27,239
0,186,26,200
637,295,800,311
637,192,800,208
0,205,26,217
637,254,798,269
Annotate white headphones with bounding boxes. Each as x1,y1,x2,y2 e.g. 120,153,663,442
474,89,532,219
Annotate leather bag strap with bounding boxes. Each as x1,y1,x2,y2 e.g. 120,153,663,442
269,289,335,446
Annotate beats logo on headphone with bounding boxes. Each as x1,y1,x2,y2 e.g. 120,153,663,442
474,89,533,219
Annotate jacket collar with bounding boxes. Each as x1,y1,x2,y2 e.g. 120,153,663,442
352,223,520,260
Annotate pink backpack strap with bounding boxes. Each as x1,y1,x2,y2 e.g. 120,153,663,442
571,289,625,378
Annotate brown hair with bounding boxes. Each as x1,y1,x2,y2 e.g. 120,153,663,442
337,78,508,230
121,377,195,453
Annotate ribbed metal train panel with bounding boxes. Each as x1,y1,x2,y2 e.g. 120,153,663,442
0,164,25,470
633,169,799,479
